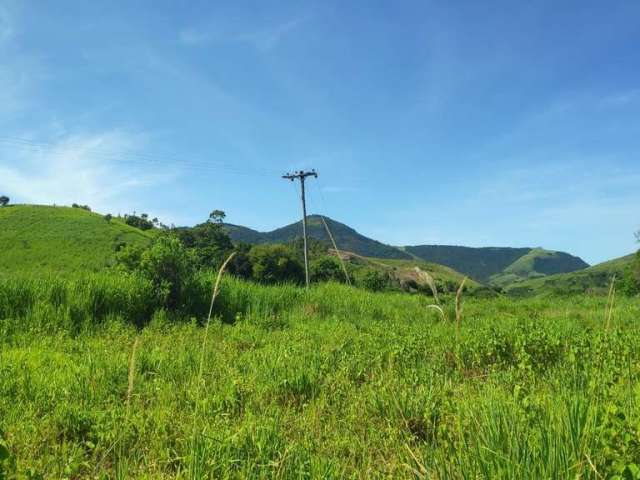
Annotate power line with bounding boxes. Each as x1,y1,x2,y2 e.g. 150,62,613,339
0,136,282,178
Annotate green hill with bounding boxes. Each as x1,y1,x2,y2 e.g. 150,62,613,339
225,215,411,260
489,248,590,287
403,245,534,283
505,253,636,296
0,205,153,275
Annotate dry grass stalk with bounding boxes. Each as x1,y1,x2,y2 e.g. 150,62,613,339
126,336,139,409
605,275,616,331
426,304,447,322
199,252,237,380
190,251,236,468
455,276,468,329
414,267,440,305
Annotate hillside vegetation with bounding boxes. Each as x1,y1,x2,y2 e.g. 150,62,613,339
0,205,153,275
347,254,480,292
489,247,591,287
224,217,590,287
404,245,589,285
505,253,636,296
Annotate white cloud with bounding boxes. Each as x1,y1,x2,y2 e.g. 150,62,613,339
178,16,306,52
0,131,177,215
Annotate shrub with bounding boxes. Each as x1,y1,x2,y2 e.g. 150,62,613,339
357,268,391,292
116,235,196,309
249,244,304,285
125,214,154,231
71,203,91,211
311,256,347,283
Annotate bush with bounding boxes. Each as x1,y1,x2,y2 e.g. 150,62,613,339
311,256,347,283
125,214,154,230
249,244,304,285
116,235,196,309
357,268,391,292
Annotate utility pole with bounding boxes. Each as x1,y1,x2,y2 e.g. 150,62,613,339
282,169,318,288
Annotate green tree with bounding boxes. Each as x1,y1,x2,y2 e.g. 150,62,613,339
176,222,234,269
227,242,253,279
0,196,9,207
209,209,226,224
249,244,304,284
125,213,154,230
311,256,348,283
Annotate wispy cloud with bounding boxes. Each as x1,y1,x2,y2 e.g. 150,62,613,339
237,17,304,52
0,131,176,215
178,16,306,52
600,89,640,108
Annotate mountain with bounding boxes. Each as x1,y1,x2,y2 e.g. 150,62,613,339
505,253,636,296
0,205,153,275
225,216,591,286
402,245,531,283
403,245,588,284
225,215,412,260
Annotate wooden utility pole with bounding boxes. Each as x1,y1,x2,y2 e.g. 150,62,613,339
282,169,318,288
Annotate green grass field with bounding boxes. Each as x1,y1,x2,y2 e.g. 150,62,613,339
1,272,639,479
0,205,153,275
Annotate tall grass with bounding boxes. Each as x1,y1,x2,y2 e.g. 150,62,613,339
1,274,639,477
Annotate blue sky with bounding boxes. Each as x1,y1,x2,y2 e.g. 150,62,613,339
0,0,639,264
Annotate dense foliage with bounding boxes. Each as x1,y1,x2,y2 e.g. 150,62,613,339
176,221,234,270
124,213,155,231
249,244,305,285
0,275,639,478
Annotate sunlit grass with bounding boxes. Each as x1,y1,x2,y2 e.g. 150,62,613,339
0,273,639,478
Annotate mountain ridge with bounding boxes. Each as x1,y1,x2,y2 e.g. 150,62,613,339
224,215,591,285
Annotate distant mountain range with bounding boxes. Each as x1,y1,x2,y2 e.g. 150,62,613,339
224,215,410,260
224,215,590,285
0,205,629,295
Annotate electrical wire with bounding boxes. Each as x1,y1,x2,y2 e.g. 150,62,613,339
0,135,283,178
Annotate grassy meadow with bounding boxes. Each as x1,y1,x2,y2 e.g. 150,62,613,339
1,272,639,479
0,205,153,275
